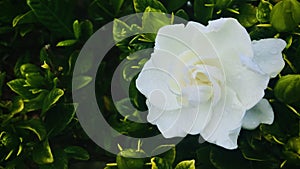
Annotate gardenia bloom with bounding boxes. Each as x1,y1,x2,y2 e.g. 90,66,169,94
136,18,286,149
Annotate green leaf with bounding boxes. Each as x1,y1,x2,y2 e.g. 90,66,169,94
73,20,80,39
111,0,124,14
209,146,252,169
270,0,300,32
196,145,215,169
174,160,196,169
0,72,6,97
175,9,189,20
256,0,273,23
167,0,188,11
45,103,76,137
283,137,300,165
10,97,24,115
56,39,77,47
274,74,300,104
20,63,40,77
27,0,73,37
72,75,93,90
32,140,54,165
129,75,147,111
194,0,214,24
23,90,48,112
42,88,64,114
113,18,141,43
151,145,176,165
141,7,173,42
237,4,258,27
151,157,172,169
116,149,147,169
64,146,89,160
215,0,234,9
17,119,47,141
12,10,37,27
39,149,68,169
79,19,93,40
133,0,167,13
25,72,46,88
239,133,278,163
0,132,20,149
7,79,35,99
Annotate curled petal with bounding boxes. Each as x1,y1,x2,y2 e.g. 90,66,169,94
242,99,274,130
136,59,182,110
201,87,246,149
252,39,286,78
200,18,270,109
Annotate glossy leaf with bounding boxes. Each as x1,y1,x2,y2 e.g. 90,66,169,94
64,146,89,160
133,0,167,13
237,4,257,27
142,7,173,42
56,39,77,47
45,103,76,137
72,75,92,90
210,146,252,169
111,0,124,14
274,75,300,104
17,119,47,141
25,72,46,88
174,160,196,169
73,20,80,39
12,11,37,27
270,0,300,32
39,149,68,169
167,0,188,11
27,0,73,37
20,63,40,77
116,149,146,169
175,9,189,20
194,0,214,24
79,20,93,41
151,157,172,169
32,140,54,165
42,88,64,114
7,79,35,99
151,145,176,165
256,0,272,23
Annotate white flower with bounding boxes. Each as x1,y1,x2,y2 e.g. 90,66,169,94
135,18,286,149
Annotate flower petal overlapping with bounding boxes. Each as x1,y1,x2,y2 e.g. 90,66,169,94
136,18,286,149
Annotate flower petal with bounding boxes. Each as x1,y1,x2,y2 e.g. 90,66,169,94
201,87,246,149
242,99,274,130
147,100,212,137
136,59,182,110
252,39,286,78
155,21,219,63
201,18,270,109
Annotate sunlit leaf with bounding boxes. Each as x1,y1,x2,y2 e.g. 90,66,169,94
133,0,167,13
7,79,35,99
56,39,77,47
174,160,196,169
42,88,64,114
274,74,300,104
32,139,54,164
64,146,89,160
13,11,37,27
17,119,47,141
